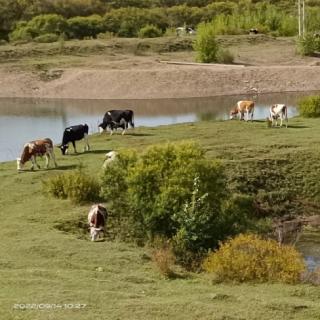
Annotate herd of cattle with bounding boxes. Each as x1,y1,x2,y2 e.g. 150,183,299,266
16,103,288,240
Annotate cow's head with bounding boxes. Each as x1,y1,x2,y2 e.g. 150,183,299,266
16,157,23,171
90,226,104,241
229,108,238,119
59,144,68,155
98,123,107,134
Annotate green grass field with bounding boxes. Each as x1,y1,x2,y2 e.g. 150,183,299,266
1,117,320,320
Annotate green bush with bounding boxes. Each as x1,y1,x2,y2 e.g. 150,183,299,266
34,33,59,43
9,14,66,41
297,33,320,56
193,22,220,62
67,15,104,39
298,95,320,118
43,168,101,204
101,142,253,257
203,234,306,283
138,24,162,38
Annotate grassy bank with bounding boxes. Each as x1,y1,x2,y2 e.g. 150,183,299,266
1,117,320,319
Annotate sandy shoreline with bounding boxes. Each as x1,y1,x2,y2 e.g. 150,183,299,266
1,64,320,100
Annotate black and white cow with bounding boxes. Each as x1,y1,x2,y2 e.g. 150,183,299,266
59,124,90,155
98,110,134,135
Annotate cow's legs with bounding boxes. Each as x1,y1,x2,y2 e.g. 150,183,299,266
121,121,128,135
48,150,58,167
84,133,90,151
30,155,39,170
72,141,77,153
44,154,50,168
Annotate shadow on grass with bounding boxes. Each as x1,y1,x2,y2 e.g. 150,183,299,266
52,164,79,170
87,149,111,155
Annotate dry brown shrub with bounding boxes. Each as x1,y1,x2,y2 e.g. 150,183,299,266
151,239,176,278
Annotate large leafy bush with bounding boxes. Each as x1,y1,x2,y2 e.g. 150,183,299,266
67,15,104,39
101,142,252,255
298,95,320,118
203,234,306,283
10,14,66,41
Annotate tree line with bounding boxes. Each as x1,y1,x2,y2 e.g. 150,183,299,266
1,0,319,41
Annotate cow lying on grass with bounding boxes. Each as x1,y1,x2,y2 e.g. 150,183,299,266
17,138,57,171
88,204,107,241
230,100,255,121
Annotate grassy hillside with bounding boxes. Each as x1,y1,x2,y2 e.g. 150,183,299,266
1,117,320,319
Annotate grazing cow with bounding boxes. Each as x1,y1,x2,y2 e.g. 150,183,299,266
249,28,259,34
102,151,118,168
59,124,90,155
269,104,288,128
98,110,134,135
17,138,57,171
230,100,255,121
88,204,107,241
176,26,196,36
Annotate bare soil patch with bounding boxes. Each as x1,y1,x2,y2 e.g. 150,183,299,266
0,35,319,99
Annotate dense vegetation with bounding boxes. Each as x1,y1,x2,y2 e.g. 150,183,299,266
298,95,320,117
203,234,306,283
1,0,320,41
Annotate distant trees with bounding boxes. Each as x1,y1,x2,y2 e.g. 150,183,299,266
2,0,320,41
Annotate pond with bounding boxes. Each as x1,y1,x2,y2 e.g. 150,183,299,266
0,91,313,163
296,227,320,271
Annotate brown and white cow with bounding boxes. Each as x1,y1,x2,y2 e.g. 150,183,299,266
269,104,288,128
17,138,58,171
230,100,255,121
88,204,107,241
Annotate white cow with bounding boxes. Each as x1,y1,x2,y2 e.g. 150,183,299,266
269,104,288,128
88,204,107,241
230,100,255,121
102,151,118,168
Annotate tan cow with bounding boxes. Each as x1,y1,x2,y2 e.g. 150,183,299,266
17,138,58,171
230,100,255,121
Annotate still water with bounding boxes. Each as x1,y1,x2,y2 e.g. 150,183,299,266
0,91,311,162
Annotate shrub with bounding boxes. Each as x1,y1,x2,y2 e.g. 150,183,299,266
216,48,234,64
298,95,320,118
9,14,67,41
34,33,59,43
43,168,101,204
138,24,162,38
203,234,306,283
100,142,253,257
297,33,320,56
193,22,220,62
151,237,176,278
67,15,104,39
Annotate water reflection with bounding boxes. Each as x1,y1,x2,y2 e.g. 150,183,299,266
0,91,318,162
